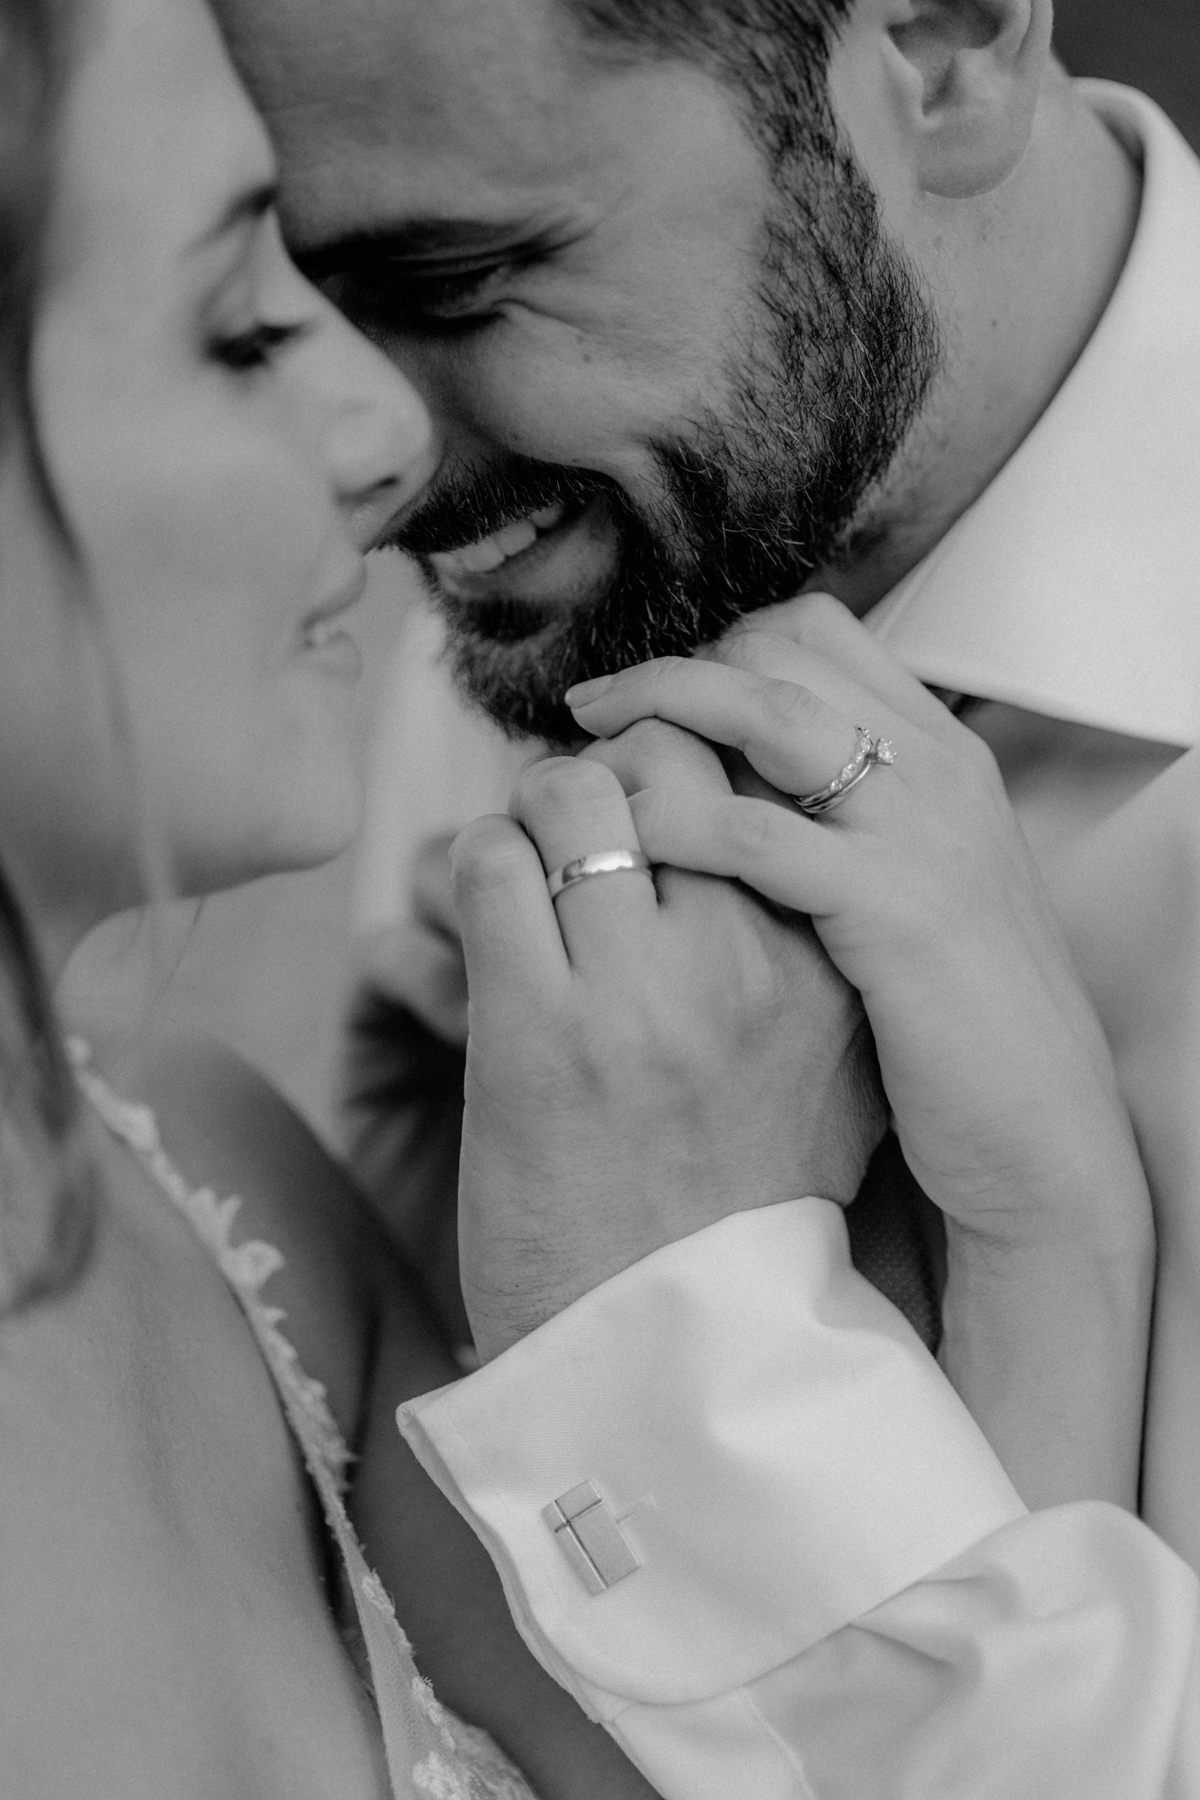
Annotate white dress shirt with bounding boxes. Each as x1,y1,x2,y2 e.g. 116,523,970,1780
383,82,1200,1795
872,80,1200,1566
401,1204,1200,1798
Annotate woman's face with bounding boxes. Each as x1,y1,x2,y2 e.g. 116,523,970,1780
0,0,433,933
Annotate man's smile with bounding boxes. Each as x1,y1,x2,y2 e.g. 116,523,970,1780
429,499,569,580
421,490,623,612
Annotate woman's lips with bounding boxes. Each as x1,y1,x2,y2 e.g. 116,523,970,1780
298,563,369,678
300,627,363,681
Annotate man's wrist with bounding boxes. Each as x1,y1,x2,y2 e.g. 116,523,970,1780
403,1199,1027,1710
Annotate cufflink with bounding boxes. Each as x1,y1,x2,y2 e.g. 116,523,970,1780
541,1480,640,1595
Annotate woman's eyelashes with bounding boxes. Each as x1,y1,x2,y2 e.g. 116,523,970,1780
209,317,310,372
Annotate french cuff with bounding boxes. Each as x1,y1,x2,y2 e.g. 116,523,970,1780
398,1198,1025,1709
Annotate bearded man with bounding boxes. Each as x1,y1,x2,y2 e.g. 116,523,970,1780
212,0,1200,1788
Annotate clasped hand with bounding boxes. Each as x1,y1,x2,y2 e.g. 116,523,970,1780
452,715,884,1364
567,594,1143,1253
453,594,1154,1509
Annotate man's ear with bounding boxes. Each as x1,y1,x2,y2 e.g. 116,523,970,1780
885,0,1053,198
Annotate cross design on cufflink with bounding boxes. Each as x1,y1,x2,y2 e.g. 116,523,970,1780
541,1481,641,1595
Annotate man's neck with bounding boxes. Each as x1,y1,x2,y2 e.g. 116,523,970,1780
817,71,1143,617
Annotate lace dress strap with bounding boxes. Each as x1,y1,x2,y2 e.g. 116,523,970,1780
70,1040,539,1800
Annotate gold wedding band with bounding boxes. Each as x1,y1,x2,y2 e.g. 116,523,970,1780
793,726,896,819
546,848,654,902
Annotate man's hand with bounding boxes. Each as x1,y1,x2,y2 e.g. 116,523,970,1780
566,597,1149,1253
453,720,886,1364
564,594,1156,1510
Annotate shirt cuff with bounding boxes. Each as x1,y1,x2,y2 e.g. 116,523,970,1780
398,1198,1026,1710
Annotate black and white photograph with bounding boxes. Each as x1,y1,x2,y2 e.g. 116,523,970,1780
0,0,1198,1792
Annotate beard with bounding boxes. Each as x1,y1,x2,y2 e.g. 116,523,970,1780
389,140,941,746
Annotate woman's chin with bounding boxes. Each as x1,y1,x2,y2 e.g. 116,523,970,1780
172,780,365,897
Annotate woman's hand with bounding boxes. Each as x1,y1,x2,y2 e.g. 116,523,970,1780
451,724,885,1365
566,593,1155,1509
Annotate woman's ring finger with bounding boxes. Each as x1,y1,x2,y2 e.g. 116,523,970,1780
793,727,896,819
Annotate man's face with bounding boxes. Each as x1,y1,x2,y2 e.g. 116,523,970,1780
220,0,938,740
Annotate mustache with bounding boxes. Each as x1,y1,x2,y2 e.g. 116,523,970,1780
384,455,613,558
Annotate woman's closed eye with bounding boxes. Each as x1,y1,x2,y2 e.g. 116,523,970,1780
209,317,311,373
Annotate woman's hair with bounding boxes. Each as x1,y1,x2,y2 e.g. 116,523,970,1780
0,0,94,1313
0,4,52,385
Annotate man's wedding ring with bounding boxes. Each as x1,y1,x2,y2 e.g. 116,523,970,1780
793,726,896,818
546,848,654,901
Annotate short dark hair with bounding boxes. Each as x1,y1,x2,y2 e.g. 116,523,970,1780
563,0,854,170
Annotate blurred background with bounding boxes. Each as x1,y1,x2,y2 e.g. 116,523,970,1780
62,1,1200,1149
1055,0,1199,148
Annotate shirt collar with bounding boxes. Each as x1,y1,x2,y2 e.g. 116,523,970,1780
871,83,1200,750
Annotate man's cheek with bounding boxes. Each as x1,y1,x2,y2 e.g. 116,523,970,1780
460,321,681,484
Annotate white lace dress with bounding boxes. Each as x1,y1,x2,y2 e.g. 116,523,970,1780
70,1041,540,1800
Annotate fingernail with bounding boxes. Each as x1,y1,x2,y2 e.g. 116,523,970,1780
565,674,614,708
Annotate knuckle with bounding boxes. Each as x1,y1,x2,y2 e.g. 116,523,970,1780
795,590,846,633
558,963,710,1095
520,754,618,818
571,1013,647,1089
595,716,725,794
768,590,844,649
727,797,782,863
450,822,531,905
577,735,620,774
645,654,691,696
614,715,694,769
758,674,820,734
717,627,777,674
621,714,682,751
451,813,508,862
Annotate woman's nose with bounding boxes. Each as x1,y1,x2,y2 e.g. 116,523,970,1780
327,339,437,547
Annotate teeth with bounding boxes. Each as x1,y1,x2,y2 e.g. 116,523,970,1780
431,500,571,581
452,537,509,574
493,518,539,557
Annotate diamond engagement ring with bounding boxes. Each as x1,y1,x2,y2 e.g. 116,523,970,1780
793,726,896,818
546,848,654,902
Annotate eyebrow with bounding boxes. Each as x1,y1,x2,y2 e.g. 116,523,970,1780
190,180,280,255
295,216,563,282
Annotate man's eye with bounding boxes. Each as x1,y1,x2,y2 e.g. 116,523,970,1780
407,269,506,316
327,265,512,335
